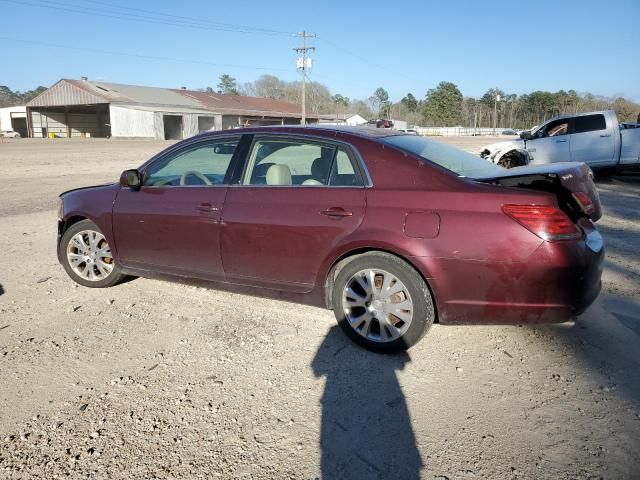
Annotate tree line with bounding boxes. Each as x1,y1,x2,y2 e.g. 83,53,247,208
0,86,47,108
4,77,638,129
211,74,640,128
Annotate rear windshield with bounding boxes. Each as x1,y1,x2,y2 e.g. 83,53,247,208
380,135,504,178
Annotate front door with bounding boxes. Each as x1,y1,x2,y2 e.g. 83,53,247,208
112,136,240,279
220,135,367,290
526,117,571,164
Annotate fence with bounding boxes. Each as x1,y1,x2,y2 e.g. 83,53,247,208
415,127,513,136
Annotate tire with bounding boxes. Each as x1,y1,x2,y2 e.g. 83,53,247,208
331,252,435,353
498,153,525,169
59,219,126,288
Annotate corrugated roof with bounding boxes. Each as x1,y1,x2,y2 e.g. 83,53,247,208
27,79,317,118
175,89,309,118
112,104,214,114
93,81,201,107
27,79,109,107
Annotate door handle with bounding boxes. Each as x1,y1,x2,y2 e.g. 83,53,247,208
555,139,567,143
320,207,353,218
599,134,611,137
196,203,219,213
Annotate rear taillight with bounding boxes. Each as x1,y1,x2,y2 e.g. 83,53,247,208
572,191,595,215
502,204,581,241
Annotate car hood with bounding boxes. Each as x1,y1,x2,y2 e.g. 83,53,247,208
59,183,116,198
481,138,525,156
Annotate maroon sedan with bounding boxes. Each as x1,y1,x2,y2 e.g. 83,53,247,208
57,126,603,352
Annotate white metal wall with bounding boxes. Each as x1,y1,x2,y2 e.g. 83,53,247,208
0,106,26,131
182,114,199,138
110,107,221,139
110,105,158,138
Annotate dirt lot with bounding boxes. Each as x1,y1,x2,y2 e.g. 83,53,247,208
0,137,639,479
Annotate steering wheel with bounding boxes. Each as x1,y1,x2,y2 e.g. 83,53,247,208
180,170,212,186
151,177,173,186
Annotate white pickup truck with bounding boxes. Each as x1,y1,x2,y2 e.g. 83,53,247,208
480,110,640,172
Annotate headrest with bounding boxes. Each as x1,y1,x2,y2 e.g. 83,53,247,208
302,178,323,186
311,156,332,183
266,164,292,185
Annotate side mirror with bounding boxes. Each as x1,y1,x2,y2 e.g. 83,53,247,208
520,131,534,141
120,169,141,188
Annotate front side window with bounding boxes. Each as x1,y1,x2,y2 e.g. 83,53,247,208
573,114,606,134
243,138,362,186
144,139,238,186
537,119,570,138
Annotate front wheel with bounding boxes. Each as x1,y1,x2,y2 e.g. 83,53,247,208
59,219,126,288
332,252,435,353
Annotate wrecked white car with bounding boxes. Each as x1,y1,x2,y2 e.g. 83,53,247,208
480,110,640,172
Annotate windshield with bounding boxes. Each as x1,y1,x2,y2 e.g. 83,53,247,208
380,135,504,178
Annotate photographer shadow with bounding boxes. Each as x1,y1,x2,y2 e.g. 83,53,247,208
312,326,422,479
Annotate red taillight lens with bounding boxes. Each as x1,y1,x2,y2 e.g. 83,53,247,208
502,204,581,241
572,191,595,215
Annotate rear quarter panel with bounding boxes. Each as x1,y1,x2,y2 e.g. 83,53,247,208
316,138,565,323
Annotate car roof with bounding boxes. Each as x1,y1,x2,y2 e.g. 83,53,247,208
194,125,406,141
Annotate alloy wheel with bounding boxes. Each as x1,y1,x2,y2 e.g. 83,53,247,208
66,230,114,282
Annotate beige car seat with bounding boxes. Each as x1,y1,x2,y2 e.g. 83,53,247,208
301,157,331,186
266,164,292,185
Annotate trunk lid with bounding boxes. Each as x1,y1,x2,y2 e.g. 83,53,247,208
474,162,602,222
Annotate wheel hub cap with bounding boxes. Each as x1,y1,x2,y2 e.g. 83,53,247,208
342,268,414,343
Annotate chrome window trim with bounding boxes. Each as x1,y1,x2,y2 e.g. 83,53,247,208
139,184,228,190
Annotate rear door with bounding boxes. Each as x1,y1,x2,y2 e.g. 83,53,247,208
570,113,615,167
620,126,640,167
112,136,241,278
526,117,571,164
220,135,367,291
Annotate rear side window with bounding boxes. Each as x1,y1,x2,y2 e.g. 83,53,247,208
574,114,606,134
329,147,362,186
244,139,334,185
243,138,363,186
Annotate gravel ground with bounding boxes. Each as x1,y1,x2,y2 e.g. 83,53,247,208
0,137,639,479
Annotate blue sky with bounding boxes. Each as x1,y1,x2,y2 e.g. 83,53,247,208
2,0,639,102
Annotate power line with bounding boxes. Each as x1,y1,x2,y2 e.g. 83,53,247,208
80,0,294,36
0,0,296,36
3,0,423,97
3,0,422,87
0,36,291,73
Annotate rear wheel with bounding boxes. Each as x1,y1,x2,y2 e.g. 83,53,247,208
59,219,126,288
331,252,435,353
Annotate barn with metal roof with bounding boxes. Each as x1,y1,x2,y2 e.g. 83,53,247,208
25,79,318,139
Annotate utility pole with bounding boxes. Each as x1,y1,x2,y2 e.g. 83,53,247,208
493,91,501,133
294,31,316,125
